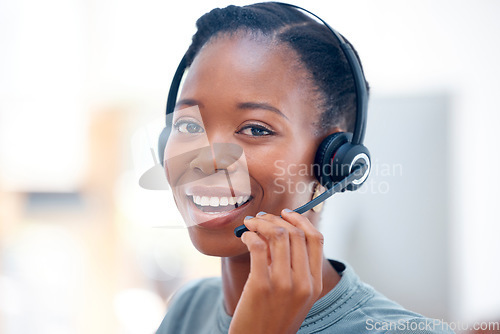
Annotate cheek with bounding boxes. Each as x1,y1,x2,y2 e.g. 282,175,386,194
246,143,317,197
163,145,186,186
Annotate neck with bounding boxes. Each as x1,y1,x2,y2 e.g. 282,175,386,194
221,253,251,316
221,253,341,316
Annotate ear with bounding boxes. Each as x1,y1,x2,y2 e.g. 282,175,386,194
311,182,326,213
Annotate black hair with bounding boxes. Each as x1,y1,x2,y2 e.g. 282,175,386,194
184,2,369,134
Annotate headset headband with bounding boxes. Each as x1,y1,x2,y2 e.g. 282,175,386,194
165,2,368,145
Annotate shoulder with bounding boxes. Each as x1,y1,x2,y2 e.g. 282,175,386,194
166,276,222,314
156,277,223,334
358,286,455,333
169,277,222,303
308,261,455,334
340,281,456,334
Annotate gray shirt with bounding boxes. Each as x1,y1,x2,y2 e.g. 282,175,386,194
156,260,455,333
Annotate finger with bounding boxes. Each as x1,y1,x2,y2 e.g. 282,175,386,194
249,213,310,276
280,209,324,283
244,214,291,279
240,231,270,279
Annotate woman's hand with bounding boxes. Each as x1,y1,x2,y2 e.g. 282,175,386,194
229,209,324,334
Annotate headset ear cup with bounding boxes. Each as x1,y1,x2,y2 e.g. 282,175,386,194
332,143,371,191
158,113,174,167
314,132,350,189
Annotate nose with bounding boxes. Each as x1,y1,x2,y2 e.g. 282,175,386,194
189,143,244,175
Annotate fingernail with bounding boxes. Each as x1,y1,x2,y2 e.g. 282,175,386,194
256,211,266,216
283,208,293,213
244,216,254,220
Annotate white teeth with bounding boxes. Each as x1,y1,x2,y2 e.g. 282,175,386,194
209,197,219,207
200,196,210,206
191,195,250,207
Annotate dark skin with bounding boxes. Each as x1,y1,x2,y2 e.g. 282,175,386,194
164,33,341,333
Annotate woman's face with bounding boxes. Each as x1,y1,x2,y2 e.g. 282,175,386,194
165,34,327,257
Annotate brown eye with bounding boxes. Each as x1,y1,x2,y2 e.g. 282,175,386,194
238,124,274,137
175,120,204,134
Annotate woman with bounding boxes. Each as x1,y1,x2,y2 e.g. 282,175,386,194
157,3,454,333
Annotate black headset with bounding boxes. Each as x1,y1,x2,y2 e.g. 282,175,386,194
158,3,371,235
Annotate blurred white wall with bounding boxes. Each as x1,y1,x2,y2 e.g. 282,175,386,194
1,0,499,330
0,0,87,191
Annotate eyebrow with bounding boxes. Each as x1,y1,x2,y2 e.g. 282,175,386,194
175,99,288,120
237,102,289,120
175,99,202,110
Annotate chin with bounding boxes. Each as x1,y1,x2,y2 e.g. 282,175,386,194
186,225,249,258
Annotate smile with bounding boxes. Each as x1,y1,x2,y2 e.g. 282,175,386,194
188,195,252,213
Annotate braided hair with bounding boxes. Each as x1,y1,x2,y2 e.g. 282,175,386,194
183,2,369,134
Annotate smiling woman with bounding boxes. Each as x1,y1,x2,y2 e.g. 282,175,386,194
156,2,455,334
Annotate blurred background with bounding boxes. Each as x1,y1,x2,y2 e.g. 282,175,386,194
1,0,499,333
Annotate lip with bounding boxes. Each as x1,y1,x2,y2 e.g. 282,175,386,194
186,194,253,229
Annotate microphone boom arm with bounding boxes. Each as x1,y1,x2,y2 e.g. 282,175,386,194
234,162,368,237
